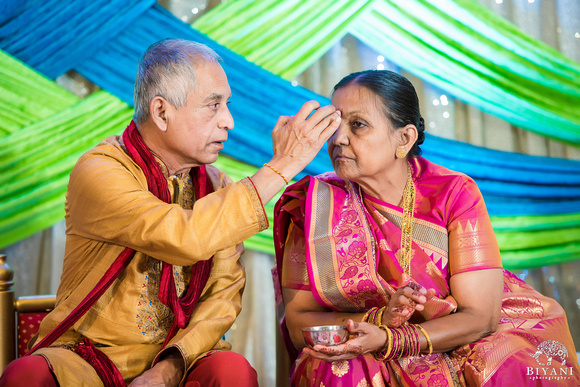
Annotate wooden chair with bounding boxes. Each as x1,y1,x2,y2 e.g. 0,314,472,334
0,254,55,373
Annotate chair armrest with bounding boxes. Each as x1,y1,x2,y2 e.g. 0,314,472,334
14,295,56,313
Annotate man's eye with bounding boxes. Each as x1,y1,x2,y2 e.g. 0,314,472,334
352,120,364,128
210,103,219,109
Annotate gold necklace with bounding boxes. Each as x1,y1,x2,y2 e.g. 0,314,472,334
399,164,416,275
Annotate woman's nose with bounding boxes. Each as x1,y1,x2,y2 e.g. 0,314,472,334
330,122,348,145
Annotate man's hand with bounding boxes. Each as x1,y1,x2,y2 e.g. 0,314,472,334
128,350,185,387
270,100,340,180
251,100,341,205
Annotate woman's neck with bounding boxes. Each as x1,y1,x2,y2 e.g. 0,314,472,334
356,161,409,206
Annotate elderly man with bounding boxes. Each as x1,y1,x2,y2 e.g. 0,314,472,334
0,39,340,386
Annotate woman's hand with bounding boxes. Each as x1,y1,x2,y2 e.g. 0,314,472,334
303,319,385,361
383,282,436,328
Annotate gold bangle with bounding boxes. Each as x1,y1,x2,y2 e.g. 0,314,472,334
415,324,433,355
362,307,378,323
374,325,393,361
263,163,289,184
375,306,386,326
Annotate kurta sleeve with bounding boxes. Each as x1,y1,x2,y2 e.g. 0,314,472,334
66,144,269,267
446,175,503,276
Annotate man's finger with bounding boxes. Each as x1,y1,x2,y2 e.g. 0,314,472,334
316,113,341,142
294,100,322,121
273,115,291,131
307,104,338,124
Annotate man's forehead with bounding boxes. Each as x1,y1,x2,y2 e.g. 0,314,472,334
195,62,231,99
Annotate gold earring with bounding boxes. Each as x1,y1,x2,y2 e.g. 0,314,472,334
396,148,407,158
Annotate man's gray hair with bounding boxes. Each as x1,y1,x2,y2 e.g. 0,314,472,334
133,38,221,124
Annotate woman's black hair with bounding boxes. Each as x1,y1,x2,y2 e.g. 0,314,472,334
333,70,425,156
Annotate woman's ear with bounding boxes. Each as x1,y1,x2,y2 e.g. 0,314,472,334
150,96,169,132
399,124,418,150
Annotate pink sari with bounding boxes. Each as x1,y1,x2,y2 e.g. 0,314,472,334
273,157,579,386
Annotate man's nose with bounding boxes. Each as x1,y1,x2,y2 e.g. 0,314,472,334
220,106,234,130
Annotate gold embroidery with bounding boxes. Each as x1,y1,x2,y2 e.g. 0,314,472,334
136,258,191,342
379,239,390,251
372,372,385,386
331,360,349,377
357,379,369,387
241,178,269,231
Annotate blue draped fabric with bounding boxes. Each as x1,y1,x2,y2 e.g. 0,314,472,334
1,1,579,217
73,5,334,177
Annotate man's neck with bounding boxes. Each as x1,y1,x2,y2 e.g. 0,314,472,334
136,121,190,176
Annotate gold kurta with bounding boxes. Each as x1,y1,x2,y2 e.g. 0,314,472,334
31,135,268,385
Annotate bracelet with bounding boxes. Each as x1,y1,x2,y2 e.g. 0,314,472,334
263,163,289,184
415,324,433,356
375,306,386,326
362,307,379,323
373,325,393,361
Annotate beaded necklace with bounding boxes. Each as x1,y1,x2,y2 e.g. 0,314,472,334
356,164,416,275
399,164,416,275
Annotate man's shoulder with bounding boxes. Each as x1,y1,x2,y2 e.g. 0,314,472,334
75,135,129,166
71,135,141,179
82,135,123,157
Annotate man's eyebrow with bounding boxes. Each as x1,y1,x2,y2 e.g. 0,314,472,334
204,93,227,102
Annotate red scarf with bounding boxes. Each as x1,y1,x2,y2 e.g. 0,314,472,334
28,121,214,386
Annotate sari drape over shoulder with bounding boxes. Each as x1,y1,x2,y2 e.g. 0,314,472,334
274,157,579,387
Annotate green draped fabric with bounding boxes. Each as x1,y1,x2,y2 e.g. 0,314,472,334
1,0,580,269
0,90,134,249
0,50,280,254
0,52,79,135
193,0,376,79
194,0,580,145
492,212,580,269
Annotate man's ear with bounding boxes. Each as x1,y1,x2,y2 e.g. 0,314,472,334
150,96,169,132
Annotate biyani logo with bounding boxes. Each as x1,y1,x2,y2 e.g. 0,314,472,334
527,340,574,381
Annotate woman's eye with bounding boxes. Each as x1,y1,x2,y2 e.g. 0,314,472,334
352,120,365,129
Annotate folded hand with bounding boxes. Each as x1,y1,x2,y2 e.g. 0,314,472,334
383,282,436,328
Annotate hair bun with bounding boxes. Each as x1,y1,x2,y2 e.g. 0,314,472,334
416,116,425,146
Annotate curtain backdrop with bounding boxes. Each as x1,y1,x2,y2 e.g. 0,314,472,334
1,0,580,269
1,1,578,385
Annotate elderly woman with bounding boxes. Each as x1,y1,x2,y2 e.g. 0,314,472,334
273,70,579,386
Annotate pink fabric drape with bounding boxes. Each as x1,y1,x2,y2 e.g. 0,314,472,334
274,157,580,386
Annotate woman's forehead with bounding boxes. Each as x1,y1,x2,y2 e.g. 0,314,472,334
332,84,382,115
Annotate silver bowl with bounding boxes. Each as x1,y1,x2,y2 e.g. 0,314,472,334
302,325,349,348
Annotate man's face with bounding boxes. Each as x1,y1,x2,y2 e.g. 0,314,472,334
165,62,233,169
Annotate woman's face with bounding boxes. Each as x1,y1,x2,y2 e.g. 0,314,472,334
329,84,399,184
